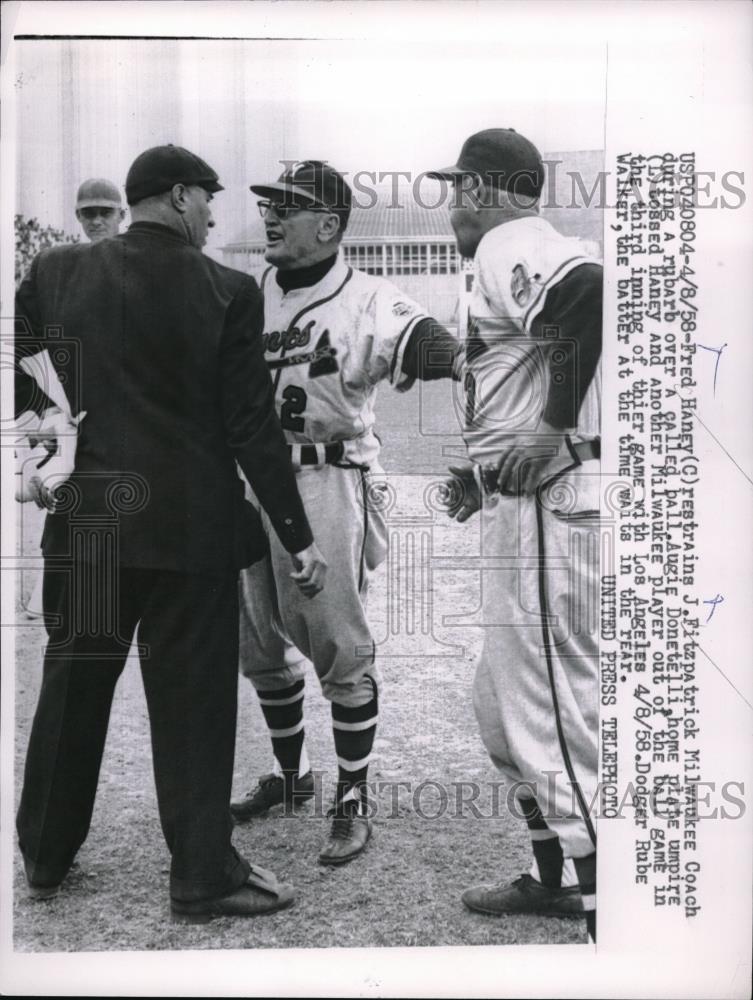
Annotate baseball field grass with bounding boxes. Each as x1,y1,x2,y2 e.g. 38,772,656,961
12,381,587,951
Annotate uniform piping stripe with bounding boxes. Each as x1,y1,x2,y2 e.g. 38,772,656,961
332,716,378,732
534,466,597,849
358,468,369,593
564,435,581,465
260,266,273,295
285,267,354,334
269,721,305,738
522,256,590,330
258,691,305,707
337,753,372,772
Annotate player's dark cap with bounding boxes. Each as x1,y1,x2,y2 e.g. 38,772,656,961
250,160,352,230
125,144,224,205
76,178,122,209
428,128,544,200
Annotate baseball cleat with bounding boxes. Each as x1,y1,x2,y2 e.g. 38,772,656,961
461,873,583,917
230,771,315,822
317,810,372,866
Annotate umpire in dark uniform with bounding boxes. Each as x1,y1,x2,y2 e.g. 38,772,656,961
15,144,326,922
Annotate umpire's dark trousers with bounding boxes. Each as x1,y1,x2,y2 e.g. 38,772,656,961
16,555,251,902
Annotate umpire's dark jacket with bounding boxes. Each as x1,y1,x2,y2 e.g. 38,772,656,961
15,221,312,573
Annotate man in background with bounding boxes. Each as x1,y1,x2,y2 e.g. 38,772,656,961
74,177,126,242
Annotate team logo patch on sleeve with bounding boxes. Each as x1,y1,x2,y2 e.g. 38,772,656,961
392,300,415,317
511,263,533,307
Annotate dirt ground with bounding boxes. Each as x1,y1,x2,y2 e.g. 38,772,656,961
12,381,587,951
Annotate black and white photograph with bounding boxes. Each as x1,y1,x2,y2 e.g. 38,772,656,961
1,2,751,997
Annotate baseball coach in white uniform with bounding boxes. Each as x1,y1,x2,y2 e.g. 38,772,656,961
233,160,461,866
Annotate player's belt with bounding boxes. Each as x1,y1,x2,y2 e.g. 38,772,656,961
288,442,345,467
479,437,600,494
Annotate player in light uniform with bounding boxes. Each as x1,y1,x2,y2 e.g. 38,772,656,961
232,161,460,865
431,130,601,941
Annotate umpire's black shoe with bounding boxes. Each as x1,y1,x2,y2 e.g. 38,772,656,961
22,855,72,901
27,879,63,901
24,858,68,899
462,873,583,917
318,801,372,866
230,771,315,822
171,864,296,924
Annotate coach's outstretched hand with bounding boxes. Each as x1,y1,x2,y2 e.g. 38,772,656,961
443,464,482,523
290,542,328,598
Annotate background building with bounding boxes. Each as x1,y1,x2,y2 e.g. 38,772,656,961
14,38,605,326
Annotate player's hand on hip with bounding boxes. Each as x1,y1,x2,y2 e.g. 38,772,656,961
495,425,567,497
15,409,86,510
442,464,481,523
290,542,328,598
37,410,87,510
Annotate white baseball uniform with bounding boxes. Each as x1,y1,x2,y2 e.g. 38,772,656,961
462,215,602,860
238,255,429,707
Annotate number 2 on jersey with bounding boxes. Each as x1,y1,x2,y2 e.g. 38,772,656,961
280,385,307,432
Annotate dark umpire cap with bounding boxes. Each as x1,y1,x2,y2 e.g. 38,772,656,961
429,128,544,200
76,178,122,209
125,144,224,205
250,160,352,229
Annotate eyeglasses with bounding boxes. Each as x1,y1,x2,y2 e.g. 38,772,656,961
257,200,333,221
78,207,118,220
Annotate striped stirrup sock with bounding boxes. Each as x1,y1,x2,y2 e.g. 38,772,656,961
257,679,308,778
518,795,564,889
331,683,378,813
574,852,597,942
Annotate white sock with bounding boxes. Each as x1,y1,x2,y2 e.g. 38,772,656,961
529,855,578,888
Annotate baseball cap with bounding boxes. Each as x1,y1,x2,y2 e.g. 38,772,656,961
429,128,544,200
76,178,122,210
250,160,352,229
125,144,224,205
